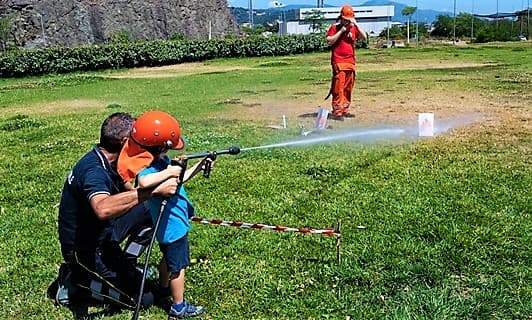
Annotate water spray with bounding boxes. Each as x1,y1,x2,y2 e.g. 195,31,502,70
241,128,406,152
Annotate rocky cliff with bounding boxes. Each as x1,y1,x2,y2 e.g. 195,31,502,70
0,0,237,48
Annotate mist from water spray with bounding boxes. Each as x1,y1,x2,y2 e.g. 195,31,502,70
240,114,481,152
240,128,407,152
433,115,480,135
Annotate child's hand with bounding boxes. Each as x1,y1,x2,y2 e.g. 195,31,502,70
152,178,179,197
166,164,183,178
200,157,215,172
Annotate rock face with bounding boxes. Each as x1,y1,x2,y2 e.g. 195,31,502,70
0,0,237,48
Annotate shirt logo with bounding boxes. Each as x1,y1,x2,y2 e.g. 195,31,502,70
67,171,75,185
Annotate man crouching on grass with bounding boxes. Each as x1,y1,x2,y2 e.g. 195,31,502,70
326,4,367,120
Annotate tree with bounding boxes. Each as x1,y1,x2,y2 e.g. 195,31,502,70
379,25,403,40
432,13,522,43
454,13,479,38
304,9,327,33
431,15,454,37
401,6,417,43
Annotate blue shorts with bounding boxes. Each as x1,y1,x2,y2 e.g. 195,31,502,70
159,235,190,277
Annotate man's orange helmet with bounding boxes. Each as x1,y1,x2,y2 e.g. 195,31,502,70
340,5,355,19
131,110,184,150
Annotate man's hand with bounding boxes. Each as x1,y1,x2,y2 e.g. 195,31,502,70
152,178,179,197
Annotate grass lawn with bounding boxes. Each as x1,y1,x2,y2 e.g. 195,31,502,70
0,42,530,319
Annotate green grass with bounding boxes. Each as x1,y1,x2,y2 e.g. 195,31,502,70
0,42,531,319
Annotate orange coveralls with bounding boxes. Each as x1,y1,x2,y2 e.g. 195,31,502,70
326,23,359,117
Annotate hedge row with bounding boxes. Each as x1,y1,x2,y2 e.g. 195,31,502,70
0,35,328,77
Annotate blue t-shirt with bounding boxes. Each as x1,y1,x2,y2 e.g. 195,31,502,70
138,156,194,244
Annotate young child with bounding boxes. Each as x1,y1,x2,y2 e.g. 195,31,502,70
117,111,207,319
138,149,206,319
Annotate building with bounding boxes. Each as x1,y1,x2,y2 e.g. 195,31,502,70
279,5,395,37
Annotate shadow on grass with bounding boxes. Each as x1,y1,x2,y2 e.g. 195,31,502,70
46,275,170,320
67,303,124,320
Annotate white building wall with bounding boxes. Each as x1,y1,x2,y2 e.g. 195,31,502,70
281,5,396,37
281,21,313,35
300,6,395,21
280,21,390,37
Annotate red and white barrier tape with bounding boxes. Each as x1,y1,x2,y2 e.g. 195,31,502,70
191,216,340,238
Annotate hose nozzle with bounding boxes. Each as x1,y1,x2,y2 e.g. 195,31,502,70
224,146,241,155
173,146,241,178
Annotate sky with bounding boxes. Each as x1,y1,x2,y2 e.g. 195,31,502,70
228,0,530,14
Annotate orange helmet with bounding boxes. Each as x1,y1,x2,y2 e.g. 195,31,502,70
131,110,184,150
340,5,355,19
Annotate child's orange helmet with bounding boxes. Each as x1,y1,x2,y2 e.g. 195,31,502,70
131,110,185,150
340,5,355,19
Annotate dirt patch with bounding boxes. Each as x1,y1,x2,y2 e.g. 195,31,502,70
353,89,491,124
106,63,250,79
1,99,107,116
360,61,490,73
309,61,492,74
214,88,512,133
217,99,318,123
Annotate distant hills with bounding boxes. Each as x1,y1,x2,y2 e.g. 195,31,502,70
230,0,452,25
230,6,299,26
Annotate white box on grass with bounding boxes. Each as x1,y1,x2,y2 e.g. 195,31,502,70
418,113,434,137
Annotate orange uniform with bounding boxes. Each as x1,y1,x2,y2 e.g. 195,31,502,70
326,23,359,117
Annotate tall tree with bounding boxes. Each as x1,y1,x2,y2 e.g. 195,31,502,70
304,9,326,33
401,6,417,44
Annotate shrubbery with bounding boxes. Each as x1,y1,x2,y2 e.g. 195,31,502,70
0,35,329,77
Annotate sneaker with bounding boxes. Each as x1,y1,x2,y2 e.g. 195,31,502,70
47,263,77,306
343,113,355,118
168,301,205,319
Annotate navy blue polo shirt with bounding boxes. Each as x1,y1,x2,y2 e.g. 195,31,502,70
58,146,125,260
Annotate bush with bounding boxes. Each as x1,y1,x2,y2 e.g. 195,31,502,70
170,32,186,41
0,34,328,77
109,30,133,44
356,38,368,49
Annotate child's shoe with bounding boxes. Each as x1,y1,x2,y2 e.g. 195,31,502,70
168,301,205,319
